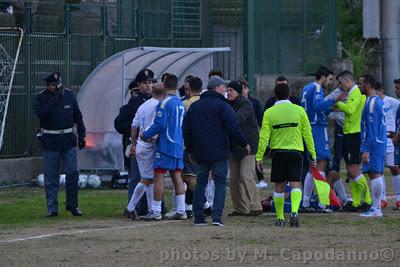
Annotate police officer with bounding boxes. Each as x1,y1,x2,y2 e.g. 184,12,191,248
34,72,86,217
114,68,154,216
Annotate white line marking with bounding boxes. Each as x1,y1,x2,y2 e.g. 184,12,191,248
1,221,173,243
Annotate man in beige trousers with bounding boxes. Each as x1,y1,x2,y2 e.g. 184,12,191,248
226,81,262,216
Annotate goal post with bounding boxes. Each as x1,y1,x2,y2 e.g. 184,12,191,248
0,27,23,150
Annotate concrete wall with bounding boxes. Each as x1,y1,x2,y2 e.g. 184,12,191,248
0,157,42,186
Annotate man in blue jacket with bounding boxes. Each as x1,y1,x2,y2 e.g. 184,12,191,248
359,74,387,217
183,76,250,226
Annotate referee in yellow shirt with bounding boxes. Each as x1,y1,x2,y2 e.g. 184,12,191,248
256,83,316,227
334,70,371,211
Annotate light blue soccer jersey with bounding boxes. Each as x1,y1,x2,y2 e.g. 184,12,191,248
142,94,185,159
301,82,335,126
361,95,387,157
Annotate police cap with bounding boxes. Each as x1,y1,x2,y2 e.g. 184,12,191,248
135,69,155,83
43,72,61,85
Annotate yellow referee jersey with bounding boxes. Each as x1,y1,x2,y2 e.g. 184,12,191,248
336,85,366,134
256,100,316,160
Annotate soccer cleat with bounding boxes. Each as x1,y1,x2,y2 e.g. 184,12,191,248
342,201,359,212
275,219,285,227
359,202,371,212
212,220,224,227
127,210,136,220
165,211,187,220
256,180,269,189
204,207,212,217
299,206,316,213
359,208,383,218
165,209,177,218
393,201,400,211
381,200,388,209
290,212,299,227
143,212,162,221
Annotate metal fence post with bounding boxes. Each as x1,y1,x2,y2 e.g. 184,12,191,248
101,5,108,60
246,0,255,93
24,1,33,156
64,3,71,88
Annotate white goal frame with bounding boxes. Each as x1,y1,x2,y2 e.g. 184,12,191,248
0,27,23,150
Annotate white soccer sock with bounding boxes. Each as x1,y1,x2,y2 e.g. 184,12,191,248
185,204,193,211
333,180,348,205
382,176,387,201
176,194,185,214
303,172,314,207
171,187,177,210
146,184,154,214
126,182,147,212
392,175,400,201
152,200,162,214
371,176,383,210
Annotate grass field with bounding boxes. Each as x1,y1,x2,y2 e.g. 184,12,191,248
0,185,399,266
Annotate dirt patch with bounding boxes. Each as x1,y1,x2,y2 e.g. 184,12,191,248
1,209,399,266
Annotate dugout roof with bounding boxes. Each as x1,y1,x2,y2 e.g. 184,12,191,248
77,46,230,171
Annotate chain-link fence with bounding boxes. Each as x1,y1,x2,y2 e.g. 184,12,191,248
0,0,335,158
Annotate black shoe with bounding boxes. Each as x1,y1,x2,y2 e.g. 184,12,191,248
66,207,82,216
290,212,300,227
275,218,285,227
46,212,58,218
204,207,212,217
193,218,208,226
212,220,224,227
342,201,358,212
186,210,193,219
358,202,371,212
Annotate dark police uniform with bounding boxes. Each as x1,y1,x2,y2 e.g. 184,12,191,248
114,68,153,215
34,72,86,217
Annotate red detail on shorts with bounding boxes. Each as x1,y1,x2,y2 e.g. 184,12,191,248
154,168,167,174
154,168,182,174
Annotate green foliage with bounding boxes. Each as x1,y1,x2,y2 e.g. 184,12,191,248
336,0,380,78
337,0,363,49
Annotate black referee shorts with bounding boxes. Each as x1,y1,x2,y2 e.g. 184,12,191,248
343,133,361,165
271,150,303,183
